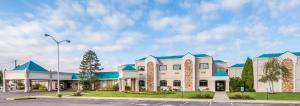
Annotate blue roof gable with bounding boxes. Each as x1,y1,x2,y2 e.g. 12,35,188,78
72,72,119,80
14,61,48,72
257,51,300,58
138,53,209,60
213,71,228,76
213,60,225,63
231,64,244,68
122,64,136,71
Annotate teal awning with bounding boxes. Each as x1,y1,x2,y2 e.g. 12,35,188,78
14,61,48,72
72,72,119,80
213,71,228,76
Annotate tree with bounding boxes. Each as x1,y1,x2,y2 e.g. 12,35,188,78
259,58,288,93
229,77,242,92
241,57,254,92
79,50,103,90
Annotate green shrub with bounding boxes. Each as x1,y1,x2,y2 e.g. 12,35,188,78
72,92,82,96
191,92,213,99
139,87,146,92
32,84,41,89
16,81,24,90
229,77,243,92
125,85,131,91
229,94,254,99
112,84,119,91
38,85,47,91
57,94,62,98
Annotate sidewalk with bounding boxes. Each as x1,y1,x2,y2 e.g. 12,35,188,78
213,92,230,102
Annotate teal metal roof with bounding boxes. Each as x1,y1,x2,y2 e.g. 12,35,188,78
14,61,48,72
257,51,300,58
95,72,119,79
138,53,209,60
213,60,225,63
122,64,136,71
213,71,228,76
72,72,119,80
72,73,80,80
231,64,244,68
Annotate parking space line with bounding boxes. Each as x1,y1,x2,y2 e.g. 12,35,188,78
179,102,188,106
231,102,234,106
290,104,295,106
258,104,264,106
209,101,212,106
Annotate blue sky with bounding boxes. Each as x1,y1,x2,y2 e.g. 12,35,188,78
1,0,300,72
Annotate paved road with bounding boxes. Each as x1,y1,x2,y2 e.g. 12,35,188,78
1,98,300,106
1,92,300,106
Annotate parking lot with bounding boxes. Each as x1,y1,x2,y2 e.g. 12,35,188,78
0,98,300,106
1,92,300,106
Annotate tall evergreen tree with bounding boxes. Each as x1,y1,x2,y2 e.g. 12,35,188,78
241,57,254,91
79,50,103,90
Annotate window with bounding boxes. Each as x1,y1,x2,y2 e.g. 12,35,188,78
199,80,208,87
160,80,167,86
159,65,167,71
138,66,145,71
173,80,181,87
139,80,145,87
199,63,209,69
173,64,181,70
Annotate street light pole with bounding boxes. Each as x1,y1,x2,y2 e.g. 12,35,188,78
44,34,70,96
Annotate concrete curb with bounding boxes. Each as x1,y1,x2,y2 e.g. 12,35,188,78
31,96,212,102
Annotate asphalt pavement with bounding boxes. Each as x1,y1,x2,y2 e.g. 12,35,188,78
1,92,300,106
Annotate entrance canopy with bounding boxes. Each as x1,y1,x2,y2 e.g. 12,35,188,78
4,61,73,80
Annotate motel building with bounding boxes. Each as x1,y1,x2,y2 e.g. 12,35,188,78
253,51,300,92
118,53,232,92
3,51,300,93
2,61,119,92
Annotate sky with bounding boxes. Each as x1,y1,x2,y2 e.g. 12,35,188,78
0,0,300,72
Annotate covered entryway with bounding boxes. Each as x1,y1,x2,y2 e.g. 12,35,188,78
215,80,226,91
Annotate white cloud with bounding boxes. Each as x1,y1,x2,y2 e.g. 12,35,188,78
244,23,281,51
196,25,237,43
264,0,300,17
100,12,134,30
278,24,300,37
0,1,145,72
93,32,144,52
154,35,193,45
198,0,247,13
87,0,108,16
148,11,196,34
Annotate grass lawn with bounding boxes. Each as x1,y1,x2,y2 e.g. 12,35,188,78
228,92,300,100
44,91,214,99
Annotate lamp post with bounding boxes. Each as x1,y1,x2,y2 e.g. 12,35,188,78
44,34,70,96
